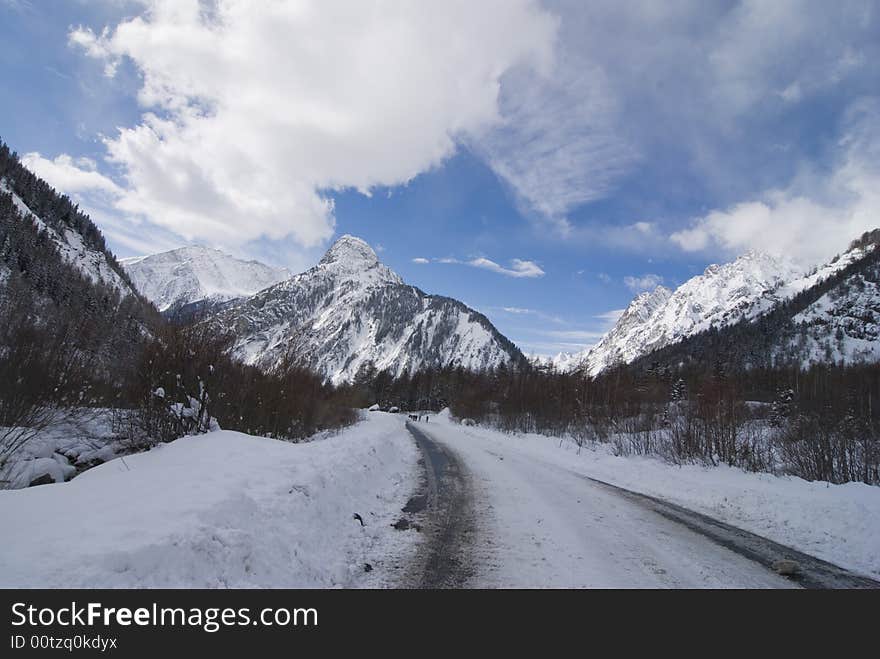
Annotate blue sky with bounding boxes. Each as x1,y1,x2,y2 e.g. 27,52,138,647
1,0,879,356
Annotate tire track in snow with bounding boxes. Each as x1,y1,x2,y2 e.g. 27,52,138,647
571,474,880,589
407,420,878,588
402,421,476,588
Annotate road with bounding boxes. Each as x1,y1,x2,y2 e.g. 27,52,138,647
401,419,874,589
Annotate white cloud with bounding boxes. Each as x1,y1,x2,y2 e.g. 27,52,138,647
471,52,636,228
492,306,564,324
473,0,878,239
516,326,607,355
595,308,625,325
542,329,606,341
423,256,545,278
21,153,123,198
624,273,663,293
708,0,870,115
66,0,557,249
671,98,880,266
46,0,880,261
468,257,545,278
411,257,430,264
68,26,118,76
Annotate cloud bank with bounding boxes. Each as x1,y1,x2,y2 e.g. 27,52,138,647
671,98,880,265
27,0,880,268
57,0,556,249
624,274,664,293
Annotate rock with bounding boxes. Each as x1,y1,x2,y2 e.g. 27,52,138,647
28,473,55,487
772,559,800,576
392,518,421,532
24,457,76,487
363,563,373,573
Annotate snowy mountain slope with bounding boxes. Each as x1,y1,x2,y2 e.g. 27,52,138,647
211,235,526,383
555,244,877,376
787,247,880,367
579,285,674,376
121,246,290,313
1,177,134,296
624,232,880,371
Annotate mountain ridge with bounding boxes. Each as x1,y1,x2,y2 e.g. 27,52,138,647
548,243,877,377
121,245,291,315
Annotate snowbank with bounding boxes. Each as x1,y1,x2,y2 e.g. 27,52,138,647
436,412,880,579
0,413,419,588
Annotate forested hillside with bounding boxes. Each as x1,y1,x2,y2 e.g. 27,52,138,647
0,140,356,488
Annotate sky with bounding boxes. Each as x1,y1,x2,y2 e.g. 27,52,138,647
1,0,879,357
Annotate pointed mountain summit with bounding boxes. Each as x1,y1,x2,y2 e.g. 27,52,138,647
313,234,402,286
210,235,525,383
319,234,379,266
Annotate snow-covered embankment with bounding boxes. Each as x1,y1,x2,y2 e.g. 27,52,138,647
0,413,419,588
428,411,880,580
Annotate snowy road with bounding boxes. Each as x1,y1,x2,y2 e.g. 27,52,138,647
404,419,798,588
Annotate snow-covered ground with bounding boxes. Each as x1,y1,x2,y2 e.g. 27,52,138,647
429,411,880,580
0,413,419,588
3,408,875,588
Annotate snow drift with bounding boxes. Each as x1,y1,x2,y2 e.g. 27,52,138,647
0,413,419,588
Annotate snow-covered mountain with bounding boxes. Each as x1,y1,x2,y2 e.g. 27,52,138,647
786,240,880,367
1,178,135,296
121,246,290,314
555,244,876,376
625,232,880,371
580,285,673,376
210,235,526,383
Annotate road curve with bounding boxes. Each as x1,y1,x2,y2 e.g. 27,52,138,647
402,419,862,589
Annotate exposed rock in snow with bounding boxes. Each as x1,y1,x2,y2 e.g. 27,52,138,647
121,246,290,313
211,235,526,384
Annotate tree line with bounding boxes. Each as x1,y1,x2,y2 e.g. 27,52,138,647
344,360,880,485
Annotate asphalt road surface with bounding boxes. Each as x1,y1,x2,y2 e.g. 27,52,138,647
401,420,878,589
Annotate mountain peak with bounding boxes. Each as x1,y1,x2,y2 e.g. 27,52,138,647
319,234,379,267
635,285,672,302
